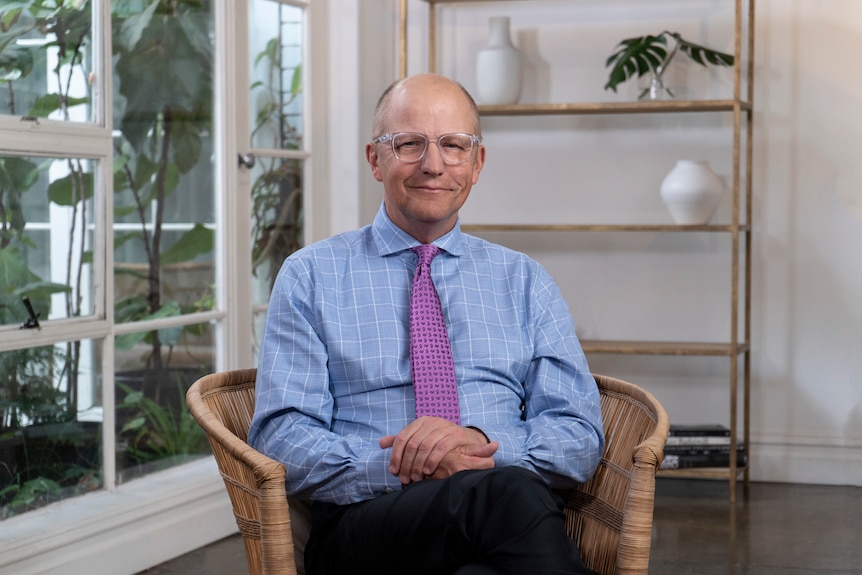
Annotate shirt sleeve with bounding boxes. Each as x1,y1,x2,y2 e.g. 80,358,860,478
248,257,402,504
476,269,605,489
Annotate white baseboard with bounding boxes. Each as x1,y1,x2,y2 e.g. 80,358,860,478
748,439,862,487
0,458,238,575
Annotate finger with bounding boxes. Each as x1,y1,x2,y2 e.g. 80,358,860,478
465,440,499,459
420,425,498,475
386,419,423,474
388,418,435,480
428,449,496,480
411,426,456,479
379,435,395,449
399,422,444,484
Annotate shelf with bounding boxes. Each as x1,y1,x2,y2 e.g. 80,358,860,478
478,100,752,116
657,465,748,480
423,0,527,4
463,223,751,233
581,340,749,357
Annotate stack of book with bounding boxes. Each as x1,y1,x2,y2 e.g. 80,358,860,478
660,424,747,470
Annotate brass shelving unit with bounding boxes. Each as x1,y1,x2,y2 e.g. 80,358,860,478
401,0,754,502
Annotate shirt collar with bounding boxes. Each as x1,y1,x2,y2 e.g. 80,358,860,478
371,202,465,257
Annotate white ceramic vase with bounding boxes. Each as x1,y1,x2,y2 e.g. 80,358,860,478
476,16,523,105
660,160,724,225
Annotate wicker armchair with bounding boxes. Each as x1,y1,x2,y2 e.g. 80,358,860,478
187,370,668,575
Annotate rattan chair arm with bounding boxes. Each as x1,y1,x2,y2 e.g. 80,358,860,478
187,379,286,487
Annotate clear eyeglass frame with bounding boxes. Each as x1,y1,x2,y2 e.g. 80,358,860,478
372,132,482,165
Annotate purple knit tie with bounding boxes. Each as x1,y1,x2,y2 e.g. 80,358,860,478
409,245,460,424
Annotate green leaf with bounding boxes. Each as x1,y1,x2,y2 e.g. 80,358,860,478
29,93,90,118
47,171,94,206
114,293,149,324
160,224,213,265
114,330,145,351
0,43,33,81
121,416,146,433
116,0,159,52
604,35,669,92
291,63,302,98
13,281,72,299
170,117,203,173
132,153,158,192
673,32,735,69
0,156,39,191
114,299,183,350
0,245,31,291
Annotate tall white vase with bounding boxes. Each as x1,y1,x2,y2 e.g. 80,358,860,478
476,16,523,105
659,160,724,225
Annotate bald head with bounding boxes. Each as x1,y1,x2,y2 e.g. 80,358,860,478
371,74,482,139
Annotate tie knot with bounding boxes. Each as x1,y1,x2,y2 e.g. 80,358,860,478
412,244,440,267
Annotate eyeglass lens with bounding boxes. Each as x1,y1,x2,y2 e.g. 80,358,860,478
391,133,474,164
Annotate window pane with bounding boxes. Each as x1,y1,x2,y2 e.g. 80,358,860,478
251,157,304,307
0,155,96,327
115,322,214,484
249,0,304,151
0,339,103,520
112,2,216,327
0,3,94,123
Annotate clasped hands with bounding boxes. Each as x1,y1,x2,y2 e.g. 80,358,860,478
379,416,499,486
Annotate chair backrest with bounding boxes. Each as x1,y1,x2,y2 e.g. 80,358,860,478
187,369,296,575
188,370,667,575
562,373,670,575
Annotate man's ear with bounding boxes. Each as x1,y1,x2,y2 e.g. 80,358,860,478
471,145,486,185
366,143,384,182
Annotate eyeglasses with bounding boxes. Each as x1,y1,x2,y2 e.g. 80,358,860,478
372,132,481,165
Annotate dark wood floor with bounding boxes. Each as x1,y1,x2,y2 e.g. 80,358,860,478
140,478,862,574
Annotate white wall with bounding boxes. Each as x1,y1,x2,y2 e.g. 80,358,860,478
750,0,862,484
346,0,862,486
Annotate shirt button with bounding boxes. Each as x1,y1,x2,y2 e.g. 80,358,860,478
384,487,394,494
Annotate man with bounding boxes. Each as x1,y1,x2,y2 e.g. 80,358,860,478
249,73,604,575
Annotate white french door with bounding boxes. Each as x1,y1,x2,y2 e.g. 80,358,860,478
218,0,311,370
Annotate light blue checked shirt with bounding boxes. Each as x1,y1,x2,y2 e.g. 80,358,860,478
249,204,604,505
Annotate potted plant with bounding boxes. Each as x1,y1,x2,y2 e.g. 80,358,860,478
604,31,734,100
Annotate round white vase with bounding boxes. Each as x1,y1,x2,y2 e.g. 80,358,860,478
476,16,523,105
659,160,724,225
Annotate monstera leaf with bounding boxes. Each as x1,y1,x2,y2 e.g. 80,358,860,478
605,31,734,95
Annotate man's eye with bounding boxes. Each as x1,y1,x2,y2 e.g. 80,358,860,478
398,139,423,149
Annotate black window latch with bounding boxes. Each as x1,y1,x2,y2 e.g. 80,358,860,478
20,296,41,330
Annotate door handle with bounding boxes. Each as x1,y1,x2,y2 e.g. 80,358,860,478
238,153,256,169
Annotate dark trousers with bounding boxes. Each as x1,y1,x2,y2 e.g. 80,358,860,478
304,467,594,575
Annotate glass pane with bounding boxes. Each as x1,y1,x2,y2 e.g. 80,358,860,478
251,157,304,307
0,2,94,123
0,155,96,327
248,0,304,151
114,322,214,484
111,2,216,330
0,339,103,520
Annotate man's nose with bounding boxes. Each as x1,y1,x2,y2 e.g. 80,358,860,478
420,141,446,172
